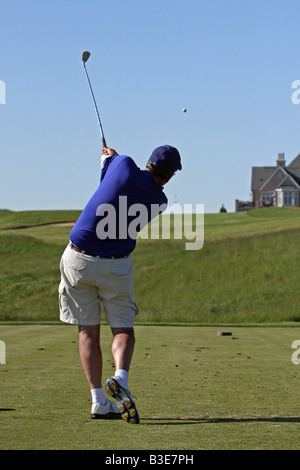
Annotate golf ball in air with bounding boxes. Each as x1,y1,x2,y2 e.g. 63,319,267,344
182,108,187,113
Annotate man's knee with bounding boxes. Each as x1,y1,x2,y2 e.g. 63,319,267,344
111,327,135,339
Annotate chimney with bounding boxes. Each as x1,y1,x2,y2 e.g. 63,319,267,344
277,153,286,167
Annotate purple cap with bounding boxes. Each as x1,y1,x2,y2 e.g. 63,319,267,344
149,145,182,172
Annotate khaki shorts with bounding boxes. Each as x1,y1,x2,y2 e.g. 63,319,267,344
58,243,138,327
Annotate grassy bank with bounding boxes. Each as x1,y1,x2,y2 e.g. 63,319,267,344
0,207,299,323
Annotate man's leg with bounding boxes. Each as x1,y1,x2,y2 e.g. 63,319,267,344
105,327,139,424
78,324,121,419
78,324,102,389
111,327,135,372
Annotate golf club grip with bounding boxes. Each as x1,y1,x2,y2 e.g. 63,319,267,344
102,137,107,148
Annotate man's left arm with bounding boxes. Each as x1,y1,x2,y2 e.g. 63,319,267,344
100,147,118,168
100,147,120,184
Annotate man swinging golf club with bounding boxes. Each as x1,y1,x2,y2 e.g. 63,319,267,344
58,144,182,423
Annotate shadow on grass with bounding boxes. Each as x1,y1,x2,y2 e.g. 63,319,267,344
141,416,300,425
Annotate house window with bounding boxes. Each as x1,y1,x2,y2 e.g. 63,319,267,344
283,191,299,206
262,192,274,206
284,192,292,205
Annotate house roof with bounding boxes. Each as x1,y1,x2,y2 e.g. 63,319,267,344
287,153,300,184
279,174,300,189
251,154,300,191
251,166,277,191
287,153,300,171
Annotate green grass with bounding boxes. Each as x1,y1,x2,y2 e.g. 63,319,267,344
133,228,300,323
0,207,300,323
1,324,299,450
0,209,80,229
1,208,300,450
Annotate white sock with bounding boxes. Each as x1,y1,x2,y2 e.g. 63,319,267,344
115,369,128,387
91,387,107,405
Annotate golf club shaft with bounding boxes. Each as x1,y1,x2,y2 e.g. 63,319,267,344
83,63,107,148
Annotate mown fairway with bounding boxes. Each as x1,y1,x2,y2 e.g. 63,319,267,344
0,324,299,450
0,207,300,450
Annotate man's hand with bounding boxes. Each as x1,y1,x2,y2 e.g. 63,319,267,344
102,147,118,157
100,147,118,169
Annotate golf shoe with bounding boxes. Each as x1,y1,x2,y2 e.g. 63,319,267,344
105,376,140,424
91,399,121,420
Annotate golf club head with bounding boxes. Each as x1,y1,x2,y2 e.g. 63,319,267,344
82,50,91,65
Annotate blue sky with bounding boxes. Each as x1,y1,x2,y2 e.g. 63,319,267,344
1,0,300,214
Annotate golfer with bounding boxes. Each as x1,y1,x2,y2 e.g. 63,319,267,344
58,145,182,423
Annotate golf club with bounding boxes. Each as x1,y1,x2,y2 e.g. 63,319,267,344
81,50,107,148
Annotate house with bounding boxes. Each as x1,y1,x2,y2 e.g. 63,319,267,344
236,153,300,211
